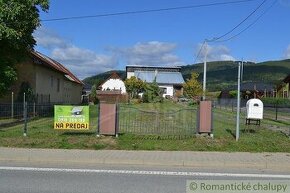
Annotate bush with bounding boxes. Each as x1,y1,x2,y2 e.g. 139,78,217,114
142,81,163,103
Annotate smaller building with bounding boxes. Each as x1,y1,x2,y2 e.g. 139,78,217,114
98,72,126,94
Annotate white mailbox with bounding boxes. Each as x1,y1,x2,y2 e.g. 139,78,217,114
246,99,263,120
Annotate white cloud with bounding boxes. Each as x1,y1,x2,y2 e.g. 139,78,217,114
285,45,290,59
34,27,186,79
34,27,118,79
51,46,118,79
112,41,185,66
34,27,68,49
195,43,235,62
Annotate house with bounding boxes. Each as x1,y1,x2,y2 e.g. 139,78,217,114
219,82,275,99
277,74,290,98
0,51,83,104
98,72,126,94
126,65,185,98
240,82,275,99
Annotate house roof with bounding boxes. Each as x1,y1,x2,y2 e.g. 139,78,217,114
126,65,181,73
31,51,83,85
134,71,185,85
99,72,123,88
126,65,181,69
283,74,290,83
240,82,274,91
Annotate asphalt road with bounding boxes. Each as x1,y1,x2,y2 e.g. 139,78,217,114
1,163,289,193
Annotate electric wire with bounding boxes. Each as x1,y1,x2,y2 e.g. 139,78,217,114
207,0,268,42
194,0,274,63
213,0,277,43
42,0,258,22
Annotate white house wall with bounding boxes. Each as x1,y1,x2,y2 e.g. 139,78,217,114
159,85,174,97
101,79,126,94
127,72,134,79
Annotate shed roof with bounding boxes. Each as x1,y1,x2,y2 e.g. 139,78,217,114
134,71,185,85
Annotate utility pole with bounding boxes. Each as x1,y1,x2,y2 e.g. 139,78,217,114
202,41,208,101
236,62,241,141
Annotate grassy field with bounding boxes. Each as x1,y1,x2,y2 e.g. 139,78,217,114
0,101,290,152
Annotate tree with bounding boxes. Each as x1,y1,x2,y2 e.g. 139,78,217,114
90,85,99,104
124,76,145,99
17,81,35,102
0,0,49,96
142,80,163,103
183,72,202,99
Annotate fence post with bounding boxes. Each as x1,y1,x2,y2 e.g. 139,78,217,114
33,102,36,117
11,92,14,119
23,93,27,137
96,104,100,137
275,104,278,121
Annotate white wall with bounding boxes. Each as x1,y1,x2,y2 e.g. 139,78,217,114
101,79,126,94
127,72,134,79
159,85,174,97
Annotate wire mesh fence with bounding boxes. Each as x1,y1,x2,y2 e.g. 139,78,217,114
214,98,290,136
215,98,290,122
0,103,99,131
118,104,197,136
0,103,53,126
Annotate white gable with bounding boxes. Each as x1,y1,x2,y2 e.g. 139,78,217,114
101,78,126,94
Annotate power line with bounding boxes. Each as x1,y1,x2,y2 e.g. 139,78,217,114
193,41,206,64
42,0,258,22
214,0,277,42
208,0,268,42
194,0,271,63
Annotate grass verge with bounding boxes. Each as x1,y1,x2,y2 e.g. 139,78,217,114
0,102,290,152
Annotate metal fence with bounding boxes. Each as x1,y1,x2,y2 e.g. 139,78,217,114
118,105,197,136
214,98,290,136
215,98,290,122
0,103,98,131
0,103,54,126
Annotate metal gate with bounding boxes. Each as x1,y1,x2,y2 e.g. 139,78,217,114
118,105,197,136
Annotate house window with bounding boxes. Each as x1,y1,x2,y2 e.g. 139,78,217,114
160,88,167,94
283,90,288,98
57,78,60,92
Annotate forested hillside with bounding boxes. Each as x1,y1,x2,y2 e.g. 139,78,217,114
83,59,290,91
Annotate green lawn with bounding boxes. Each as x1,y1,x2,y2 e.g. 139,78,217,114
0,102,290,152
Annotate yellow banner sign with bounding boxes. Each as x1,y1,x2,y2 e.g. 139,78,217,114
54,105,90,130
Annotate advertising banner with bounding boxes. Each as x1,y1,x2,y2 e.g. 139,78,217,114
54,105,89,130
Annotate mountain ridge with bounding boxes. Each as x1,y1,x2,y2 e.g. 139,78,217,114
83,59,290,91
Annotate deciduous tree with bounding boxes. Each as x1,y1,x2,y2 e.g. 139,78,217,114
0,0,49,96
124,76,145,99
183,72,202,99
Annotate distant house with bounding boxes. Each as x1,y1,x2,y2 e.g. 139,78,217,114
126,65,185,98
0,51,83,104
240,82,275,99
277,74,290,98
219,82,275,99
98,72,126,94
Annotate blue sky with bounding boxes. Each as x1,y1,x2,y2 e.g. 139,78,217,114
34,0,290,79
